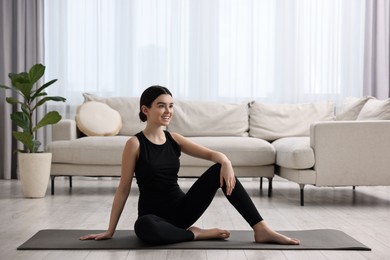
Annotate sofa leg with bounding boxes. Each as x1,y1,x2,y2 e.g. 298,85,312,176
299,184,305,206
260,177,263,190
69,176,73,188
51,176,56,195
268,177,273,197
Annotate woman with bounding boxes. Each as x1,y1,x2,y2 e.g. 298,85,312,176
80,85,300,245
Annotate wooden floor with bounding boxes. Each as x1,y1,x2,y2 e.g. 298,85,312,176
1,176,389,260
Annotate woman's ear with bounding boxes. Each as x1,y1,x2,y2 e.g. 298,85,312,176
141,105,148,117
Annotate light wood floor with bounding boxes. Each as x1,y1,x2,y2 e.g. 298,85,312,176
1,176,389,260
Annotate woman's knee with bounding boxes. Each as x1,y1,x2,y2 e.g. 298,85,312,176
134,214,192,245
204,163,222,178
134,215,172,245
134,215,159,241
210,163,221,172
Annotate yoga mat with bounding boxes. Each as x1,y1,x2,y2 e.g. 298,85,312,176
17,229,371,251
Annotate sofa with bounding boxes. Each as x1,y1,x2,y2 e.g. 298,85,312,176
46,94,390,205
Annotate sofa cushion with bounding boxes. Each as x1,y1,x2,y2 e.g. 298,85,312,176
83,93,146,136
272,137,314,169
249,101,334,141
335,96,373,121
168,99,249,136
357,98,390,120
47,136,129,165
47,136,275,167
75,101,122,136
180,136,275,166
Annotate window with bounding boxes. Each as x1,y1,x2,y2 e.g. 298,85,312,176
45,0,365,117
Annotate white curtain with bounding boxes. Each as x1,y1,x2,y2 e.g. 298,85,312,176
44,0,366,118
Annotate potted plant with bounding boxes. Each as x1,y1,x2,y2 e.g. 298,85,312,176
0,64,66,198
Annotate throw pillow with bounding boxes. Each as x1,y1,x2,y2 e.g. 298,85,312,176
76,101,122,136
168,99,249,136
249,101,334,141
357,98,390,120
335,96,373,120
83,93,146,136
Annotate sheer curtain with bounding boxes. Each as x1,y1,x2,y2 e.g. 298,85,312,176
44,0,366,118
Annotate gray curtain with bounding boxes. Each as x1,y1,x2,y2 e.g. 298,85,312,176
0,0,44,179
364,0,390,98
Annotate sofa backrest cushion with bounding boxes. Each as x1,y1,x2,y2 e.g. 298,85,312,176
335,96,373,121
83,93,146,136
357,98,390,120
249,101,334,141
168,99,249,136
76,101,122,136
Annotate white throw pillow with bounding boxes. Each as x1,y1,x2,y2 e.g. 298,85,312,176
83,93,146,136
335,96,373,121
76,101,122,136
249,101,334,141
357,98,390,120
168,99,249,136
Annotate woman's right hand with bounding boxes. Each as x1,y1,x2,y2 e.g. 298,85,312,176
79,231,113,241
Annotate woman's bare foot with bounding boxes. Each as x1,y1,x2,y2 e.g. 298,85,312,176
253,221,300,245
188,226,230,241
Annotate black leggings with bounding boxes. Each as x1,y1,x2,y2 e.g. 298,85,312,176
134,164,263,245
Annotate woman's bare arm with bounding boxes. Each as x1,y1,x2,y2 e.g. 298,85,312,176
80,137,139,240
171,132,236,195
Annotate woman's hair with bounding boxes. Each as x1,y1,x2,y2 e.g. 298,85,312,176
139,85,172,122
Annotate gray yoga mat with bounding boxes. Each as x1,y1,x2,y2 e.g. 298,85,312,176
17,229,371,251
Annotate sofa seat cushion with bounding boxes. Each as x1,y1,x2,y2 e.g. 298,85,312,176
180,137,275,166
272,137,314,169
46,136,275,166
47,136,129,165
47,136,275,167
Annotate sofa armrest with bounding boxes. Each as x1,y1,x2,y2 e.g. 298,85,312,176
310,120,390,186
52,119,78,141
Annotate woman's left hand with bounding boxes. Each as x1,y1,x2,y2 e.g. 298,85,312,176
220,162,236,196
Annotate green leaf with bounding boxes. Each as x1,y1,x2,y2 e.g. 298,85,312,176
12,81,33,99
33,111,62,132
5,97,21,105
34,96,66,110
21,104,30,115
10,112,30,132
9,72,29,83
28,64,45,85
31,140,41,153
0,84,11,90
12,131,33,153
32,79,57,100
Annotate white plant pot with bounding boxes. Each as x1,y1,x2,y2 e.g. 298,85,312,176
18,153,52,198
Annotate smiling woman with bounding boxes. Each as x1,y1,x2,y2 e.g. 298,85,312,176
79,85,301,246
43,0,367,120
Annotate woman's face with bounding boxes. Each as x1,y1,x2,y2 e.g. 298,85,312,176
143,94,174,126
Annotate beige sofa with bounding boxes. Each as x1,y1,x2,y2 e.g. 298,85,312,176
46,94,390,205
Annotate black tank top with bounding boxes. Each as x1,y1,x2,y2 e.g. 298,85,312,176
135,131,185,216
